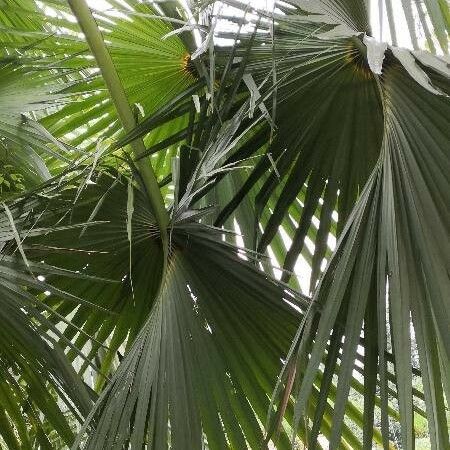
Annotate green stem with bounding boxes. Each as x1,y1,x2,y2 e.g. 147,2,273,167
68,0,169,236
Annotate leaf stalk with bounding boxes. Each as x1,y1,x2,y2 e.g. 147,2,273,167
68,0,170,236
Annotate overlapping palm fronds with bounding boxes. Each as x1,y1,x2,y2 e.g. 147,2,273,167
0,0,448,448
0,195,97,448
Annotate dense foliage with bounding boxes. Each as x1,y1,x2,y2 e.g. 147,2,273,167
0,0,448,448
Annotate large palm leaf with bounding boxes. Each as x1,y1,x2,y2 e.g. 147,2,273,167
247,25,448,450
0,0,197,198
72,221,305,449
275,54,449,448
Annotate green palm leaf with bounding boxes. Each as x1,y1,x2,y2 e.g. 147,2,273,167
277,50,449,449
72,222,306,449
0,212,94,448
0,57,73,192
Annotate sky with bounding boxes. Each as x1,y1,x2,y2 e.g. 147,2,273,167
88,0,424,50
370,0,431,50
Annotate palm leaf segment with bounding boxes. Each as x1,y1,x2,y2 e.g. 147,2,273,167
44,1,192,152
287,0,449,53
0,57,75,192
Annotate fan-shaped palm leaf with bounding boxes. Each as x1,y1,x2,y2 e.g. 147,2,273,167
273,50,449,450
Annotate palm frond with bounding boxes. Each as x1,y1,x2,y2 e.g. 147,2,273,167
276,50,449,449
0,213,94,448
72,222,307,449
